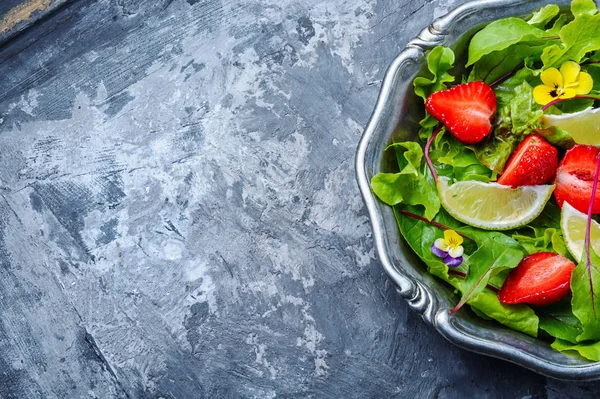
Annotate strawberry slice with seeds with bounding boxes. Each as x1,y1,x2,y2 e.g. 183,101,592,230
554,144,600,214
497,134,558,187
498,252,576,306
425,81,496,145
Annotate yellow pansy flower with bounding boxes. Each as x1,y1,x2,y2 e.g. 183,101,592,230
533,61,593,106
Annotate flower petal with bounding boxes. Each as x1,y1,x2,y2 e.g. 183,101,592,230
434,238,449,251
448,245,464,258
575,71,593,95
431,242,448,258
560,61,581,85
541,67,562,88
533,84,559,105
561,87,578,99
444,255,463,268
443,229,463,247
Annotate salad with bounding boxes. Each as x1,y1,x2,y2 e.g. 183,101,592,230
371,0,600,360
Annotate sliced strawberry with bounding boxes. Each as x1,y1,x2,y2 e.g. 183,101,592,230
497,134,558,187
498,252,575,306
425,81,496,145
553,145,600,214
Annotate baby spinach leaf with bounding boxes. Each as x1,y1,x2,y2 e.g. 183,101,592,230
468,290,539,337
467,19,545,66
371,142,440,220
469,43,549,85
551,338,600,361
538,300,583,343
571,245,600,341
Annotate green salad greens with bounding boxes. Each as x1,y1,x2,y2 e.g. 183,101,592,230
371,0,600,360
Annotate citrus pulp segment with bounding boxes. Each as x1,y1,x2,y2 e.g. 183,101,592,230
560,201,600,262
437,176,554,230
540,107,600,146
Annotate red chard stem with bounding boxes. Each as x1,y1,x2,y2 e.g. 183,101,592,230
424,126,442,183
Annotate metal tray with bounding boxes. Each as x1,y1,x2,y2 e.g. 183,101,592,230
355,0,600,381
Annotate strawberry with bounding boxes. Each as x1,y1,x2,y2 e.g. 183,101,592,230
425,81,496,145
498,252,575,307
497,134,558,187
553,144,600,214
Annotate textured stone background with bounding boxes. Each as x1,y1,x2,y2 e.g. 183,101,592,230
0,0,599,397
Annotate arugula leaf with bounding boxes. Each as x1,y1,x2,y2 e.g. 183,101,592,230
467,18,545,66
470,80,543,173
538,300,583,343
542,13,600,67
469,126,518,174
552,338,600,361
571,245,600,341
571,0,598,17
545,13,569,36
371,142,440,220
428,130,493,182
527,4,560,29
513,227,567,255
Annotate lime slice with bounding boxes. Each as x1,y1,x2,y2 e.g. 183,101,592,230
437,176,554,230
540,107,600,145
560,201,600,262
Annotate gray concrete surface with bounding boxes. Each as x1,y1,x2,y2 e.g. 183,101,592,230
0,0,598,397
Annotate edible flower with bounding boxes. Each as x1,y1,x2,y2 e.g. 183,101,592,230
431,229,464,267
533,61,593,106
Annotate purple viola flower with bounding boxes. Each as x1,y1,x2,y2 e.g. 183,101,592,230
431,229,464,268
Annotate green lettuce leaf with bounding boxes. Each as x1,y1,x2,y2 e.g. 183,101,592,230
429,130,493,182
414,46,456,140
552,338,600,361
470,80,543,173
467,18,545,66
414,46,455,101
371,142,440,220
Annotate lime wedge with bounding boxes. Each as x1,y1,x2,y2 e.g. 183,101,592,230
560,201,600,262
437,176,554,230
540,107,600,146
